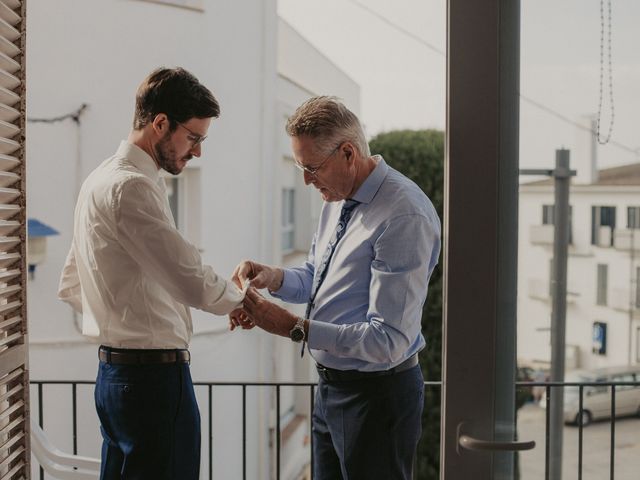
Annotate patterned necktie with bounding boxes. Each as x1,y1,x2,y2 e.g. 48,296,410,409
301,199,359,356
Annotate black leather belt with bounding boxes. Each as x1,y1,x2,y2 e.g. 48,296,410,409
316,354,419,382
99,346,190,365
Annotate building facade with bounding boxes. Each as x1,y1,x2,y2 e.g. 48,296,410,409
518,161,640,372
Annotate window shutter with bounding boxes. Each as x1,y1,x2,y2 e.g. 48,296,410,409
0,0,28,479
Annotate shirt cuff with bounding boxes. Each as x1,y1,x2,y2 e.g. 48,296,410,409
269,269,298,299
307,319,340,352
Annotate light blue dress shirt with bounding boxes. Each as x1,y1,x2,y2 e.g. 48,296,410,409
272,156,441,372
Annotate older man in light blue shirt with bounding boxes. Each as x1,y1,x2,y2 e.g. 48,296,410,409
232,96,440,480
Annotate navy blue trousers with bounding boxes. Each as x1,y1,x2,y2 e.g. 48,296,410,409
312,364,424,480
95,361,200,480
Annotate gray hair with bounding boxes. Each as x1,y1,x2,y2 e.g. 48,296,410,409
285,96,370,157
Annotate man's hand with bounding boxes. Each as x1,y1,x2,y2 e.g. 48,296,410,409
228,307,255,331
232,260,284,291
242,287,297,338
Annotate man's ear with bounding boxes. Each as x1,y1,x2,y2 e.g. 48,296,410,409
151,113,170,136
343,142,355,163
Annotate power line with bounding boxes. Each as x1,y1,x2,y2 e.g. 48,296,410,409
344,0,637,154
520,95,635,155
345,0,444,56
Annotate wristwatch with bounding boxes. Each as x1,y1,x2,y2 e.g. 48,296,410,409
289,317,306,343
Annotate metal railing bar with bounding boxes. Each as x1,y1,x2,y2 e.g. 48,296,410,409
72,382,78,455
610,386,615,480
242,385,246,480
578,385,583,480
208,384,213,480
30,379,444,387
310,384,315,480
545,385,550,480
517,381,640,387
38,382,43,480
276,385,281,480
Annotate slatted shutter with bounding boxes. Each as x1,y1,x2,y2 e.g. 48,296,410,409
0,0,27,479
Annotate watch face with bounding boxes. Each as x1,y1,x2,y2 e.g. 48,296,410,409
290,327,305,342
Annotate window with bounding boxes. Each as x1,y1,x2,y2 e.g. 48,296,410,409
591,206,616,246
281,188,295,254
542,204,573,243
628,207,640,229
163,169,202,248
596,264,608,306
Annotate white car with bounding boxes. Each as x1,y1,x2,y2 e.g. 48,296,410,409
539,367,640,426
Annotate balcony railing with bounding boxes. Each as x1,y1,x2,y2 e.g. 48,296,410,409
30,380,441,480
614,229,640,251
29,380,640,480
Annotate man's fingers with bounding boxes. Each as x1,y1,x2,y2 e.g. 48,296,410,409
233,260,255,287
245,287,263,302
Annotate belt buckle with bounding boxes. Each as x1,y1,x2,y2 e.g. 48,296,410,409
316,364,330,380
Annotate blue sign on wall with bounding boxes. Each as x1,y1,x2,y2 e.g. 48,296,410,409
592,322,607,355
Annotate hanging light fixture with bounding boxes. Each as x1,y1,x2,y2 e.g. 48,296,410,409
27,218,59,280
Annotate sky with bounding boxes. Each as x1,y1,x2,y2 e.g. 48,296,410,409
278,0,640,172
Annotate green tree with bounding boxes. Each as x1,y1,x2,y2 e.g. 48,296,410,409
369,129,444,479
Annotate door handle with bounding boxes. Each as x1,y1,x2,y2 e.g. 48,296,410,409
458,434,536,452
457,422,535,453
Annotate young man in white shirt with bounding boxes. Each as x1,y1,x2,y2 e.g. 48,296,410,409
58,67,244,479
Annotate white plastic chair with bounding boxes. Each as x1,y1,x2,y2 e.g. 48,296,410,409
30,419,100,479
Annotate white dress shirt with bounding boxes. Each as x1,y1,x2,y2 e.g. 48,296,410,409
58,141,243,349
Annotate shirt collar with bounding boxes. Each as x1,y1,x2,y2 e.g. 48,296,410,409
115,141,161,183
350,155,388,205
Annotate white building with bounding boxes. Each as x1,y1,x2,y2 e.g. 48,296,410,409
25,1,359,478
518,153,640,372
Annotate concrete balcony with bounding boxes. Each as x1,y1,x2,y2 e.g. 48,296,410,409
528,278,578,304
530,224,554,245
614,229,640,252
595,226,613,248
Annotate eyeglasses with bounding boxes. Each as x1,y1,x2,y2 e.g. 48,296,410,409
177,123,207,147
294,144,341,177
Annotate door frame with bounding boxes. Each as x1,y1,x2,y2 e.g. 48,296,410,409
441,0,521,478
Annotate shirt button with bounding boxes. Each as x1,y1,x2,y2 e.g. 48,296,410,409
123,385,130,393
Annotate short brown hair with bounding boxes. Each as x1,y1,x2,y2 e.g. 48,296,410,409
133,67,220,130
285,96,369,156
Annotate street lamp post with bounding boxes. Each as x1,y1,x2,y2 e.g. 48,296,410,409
520,148,576,480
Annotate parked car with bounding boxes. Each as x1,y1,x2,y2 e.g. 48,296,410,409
541,366,640,426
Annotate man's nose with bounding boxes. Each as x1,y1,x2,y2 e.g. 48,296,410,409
190,143,202,157
303,170,313,185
